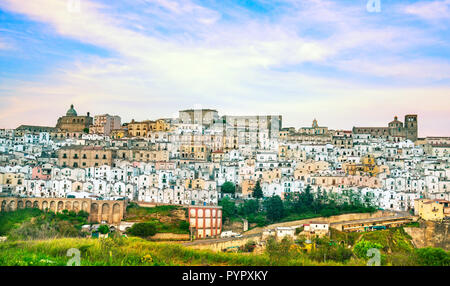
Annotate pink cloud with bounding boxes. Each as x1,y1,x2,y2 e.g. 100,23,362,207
404,0,450,21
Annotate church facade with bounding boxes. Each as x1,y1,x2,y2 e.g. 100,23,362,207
353,115,418,142
56,104,93,133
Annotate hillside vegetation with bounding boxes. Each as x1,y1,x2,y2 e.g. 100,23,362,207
220,186,377,228
125,203,189,234
0,208,89,240
0,237,364,266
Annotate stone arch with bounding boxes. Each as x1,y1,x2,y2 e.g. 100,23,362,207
90,203,99,222
8,201,16,212
73,201,80,212
33,201,39,209
50,201,56,212
112,203,121,224
25,200,32,208
1,200,6,212
17,200,24,209
101,203,110,222
82,201,88,212
65,201,72,211
57,201,64,212
42,201,48,211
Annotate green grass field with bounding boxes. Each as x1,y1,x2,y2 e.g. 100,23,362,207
0,237,365,266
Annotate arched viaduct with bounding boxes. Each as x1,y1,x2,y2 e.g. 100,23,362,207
0,197,127,224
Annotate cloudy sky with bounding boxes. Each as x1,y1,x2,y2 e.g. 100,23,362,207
0,0,449,136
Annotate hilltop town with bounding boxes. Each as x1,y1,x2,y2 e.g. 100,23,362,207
0,105,449,249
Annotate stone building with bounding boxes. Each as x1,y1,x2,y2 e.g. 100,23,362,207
298,119,329,135
353,115,418,141
15,125,57,136
116,149,169,162
179,145,209,161
58,146,113,168
127,120,152,137
415,198,450,221
56,104,93,132
332,130,353,149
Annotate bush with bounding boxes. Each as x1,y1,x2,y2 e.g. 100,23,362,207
221,182,236,194
8,221,59,241
309,245,353,263
265,237,293,264
127,223,157,238
219,197,237,221
240,241,256,253
98,225,110,234
353,239,383,259
247,214,267,227
264,196,284,222
178,221,190,233
414,247,450,266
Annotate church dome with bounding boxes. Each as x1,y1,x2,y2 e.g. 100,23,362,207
66,104,77,116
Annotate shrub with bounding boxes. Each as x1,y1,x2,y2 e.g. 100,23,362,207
98,225,110,234
309,245,353,263
178,221,190,233
127,223,157,238
353,239,383,259
8,221,59,241
414,247,450,266
240,241,256,253
265,237,293,264
221,182,236,194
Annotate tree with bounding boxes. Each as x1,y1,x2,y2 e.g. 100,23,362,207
252,180,263,199
238,199,259,217
301,185,314,209
221,181,236,195
218,197,237,221
83,128,89,134
98,224,110,234
264,195,284,222
127,222,157,238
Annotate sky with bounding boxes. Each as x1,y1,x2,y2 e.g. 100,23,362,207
0,0,449,137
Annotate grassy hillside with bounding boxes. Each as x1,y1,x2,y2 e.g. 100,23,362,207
0,237,365,266
1,208,448,266
125,204,189,234
329,227,450,266
0,208,44,236
0,209,89,240
0,228,448,266
358,227,415,254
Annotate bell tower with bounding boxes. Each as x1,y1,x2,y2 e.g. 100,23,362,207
404,115,418,141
